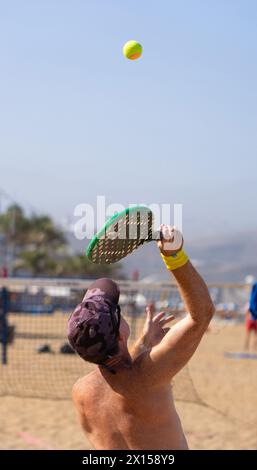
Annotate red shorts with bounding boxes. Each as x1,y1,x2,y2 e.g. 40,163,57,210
246,318,257,331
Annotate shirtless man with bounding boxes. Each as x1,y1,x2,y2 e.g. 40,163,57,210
68,226,215,450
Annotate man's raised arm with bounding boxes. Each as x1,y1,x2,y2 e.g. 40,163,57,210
141,225,215,386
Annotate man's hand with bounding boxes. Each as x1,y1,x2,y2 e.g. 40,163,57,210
157,224,183,256
130,304,175,360
142,304,174,348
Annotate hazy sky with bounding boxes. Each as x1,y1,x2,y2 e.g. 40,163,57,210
0,0,256,239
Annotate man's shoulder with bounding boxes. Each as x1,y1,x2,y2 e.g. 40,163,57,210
72,371,98,403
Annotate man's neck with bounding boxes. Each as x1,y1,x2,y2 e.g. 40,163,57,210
130,333,150,361
99,350,132,375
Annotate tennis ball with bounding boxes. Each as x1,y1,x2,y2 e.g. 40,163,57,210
123,40,142,60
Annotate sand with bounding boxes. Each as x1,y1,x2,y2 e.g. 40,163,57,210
0,321,257,450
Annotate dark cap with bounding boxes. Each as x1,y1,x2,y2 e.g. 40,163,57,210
67,278,121,365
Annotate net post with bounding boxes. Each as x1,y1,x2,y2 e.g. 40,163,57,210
1,286,8,365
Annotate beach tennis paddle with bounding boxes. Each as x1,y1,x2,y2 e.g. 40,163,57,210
86,205,158,264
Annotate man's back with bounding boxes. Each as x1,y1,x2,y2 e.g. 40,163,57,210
72,357,188,450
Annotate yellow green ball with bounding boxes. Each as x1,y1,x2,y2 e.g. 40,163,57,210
123,40,143,60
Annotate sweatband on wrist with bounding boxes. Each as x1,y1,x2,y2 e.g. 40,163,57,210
160,250,189,271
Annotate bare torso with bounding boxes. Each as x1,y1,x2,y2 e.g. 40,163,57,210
73,358,188,450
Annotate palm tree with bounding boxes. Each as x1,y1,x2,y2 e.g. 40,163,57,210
55,254,122,279
0,205,123,278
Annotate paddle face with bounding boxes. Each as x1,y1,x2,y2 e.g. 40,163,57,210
86,206,154,264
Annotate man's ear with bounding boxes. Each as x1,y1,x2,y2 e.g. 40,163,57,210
118,331,126,343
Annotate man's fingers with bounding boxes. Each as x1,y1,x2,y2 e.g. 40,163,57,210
152,312,175,324
158,225,183,252
161,225,175,242
146,305,154,321
157,224,174,244
153,311,166,322
160,315,175,326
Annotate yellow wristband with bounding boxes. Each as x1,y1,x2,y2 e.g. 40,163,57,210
160,250,189,271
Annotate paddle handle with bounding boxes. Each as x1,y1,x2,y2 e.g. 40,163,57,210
145,229,163,242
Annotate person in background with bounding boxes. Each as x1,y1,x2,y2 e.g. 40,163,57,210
244,282,257,350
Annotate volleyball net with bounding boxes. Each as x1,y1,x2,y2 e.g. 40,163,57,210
0,277,250,402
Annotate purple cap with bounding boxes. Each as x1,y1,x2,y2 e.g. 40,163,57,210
67,278,121,365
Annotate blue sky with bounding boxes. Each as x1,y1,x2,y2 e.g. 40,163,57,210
0,0,256,239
